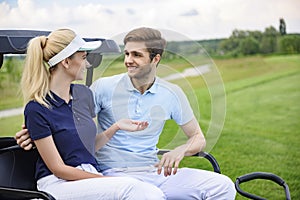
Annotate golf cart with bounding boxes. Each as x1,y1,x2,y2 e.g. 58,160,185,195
0,30,291,200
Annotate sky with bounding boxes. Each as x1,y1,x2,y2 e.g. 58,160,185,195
1,0,299,42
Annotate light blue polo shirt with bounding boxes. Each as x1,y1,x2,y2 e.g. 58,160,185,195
90,73,194,171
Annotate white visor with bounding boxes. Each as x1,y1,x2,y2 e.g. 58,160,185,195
48,35,102,67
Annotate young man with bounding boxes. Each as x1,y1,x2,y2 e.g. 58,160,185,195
16,27,236,199
90,27,236,199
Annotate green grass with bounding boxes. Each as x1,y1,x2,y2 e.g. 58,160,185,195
216,71,300,199
0,114,23,137
157,55,300,199
1,54,299,199
0,82,23,110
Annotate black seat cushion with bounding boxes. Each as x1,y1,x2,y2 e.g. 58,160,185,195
0,145,38,190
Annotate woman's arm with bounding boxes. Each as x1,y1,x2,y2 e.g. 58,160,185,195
94,119,148,151
35,136,104,181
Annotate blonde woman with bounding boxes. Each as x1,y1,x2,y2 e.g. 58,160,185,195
21,28,165,200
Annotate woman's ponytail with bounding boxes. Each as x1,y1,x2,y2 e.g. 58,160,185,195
21,36,50,107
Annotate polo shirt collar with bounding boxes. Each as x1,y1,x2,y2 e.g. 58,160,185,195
124,73,158,94
46,84,74,107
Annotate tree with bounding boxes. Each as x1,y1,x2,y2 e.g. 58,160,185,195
248,31,263,42
278,34,300,54
219,38,240,56
279,18,286,35
231,29,248,39
240,37,260,55
260,26,279,54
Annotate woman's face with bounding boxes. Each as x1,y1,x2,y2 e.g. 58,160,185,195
67,51,90,81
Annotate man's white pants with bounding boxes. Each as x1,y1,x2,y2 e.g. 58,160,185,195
103,166,236,200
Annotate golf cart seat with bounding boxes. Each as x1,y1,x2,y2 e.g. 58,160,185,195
0,140,56,200
0,136,17,149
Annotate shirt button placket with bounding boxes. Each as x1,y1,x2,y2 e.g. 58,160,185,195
135,95,141,115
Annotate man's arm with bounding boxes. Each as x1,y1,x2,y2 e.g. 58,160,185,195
157,117,206,176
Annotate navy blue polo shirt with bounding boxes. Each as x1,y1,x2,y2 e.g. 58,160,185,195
24,84,98,180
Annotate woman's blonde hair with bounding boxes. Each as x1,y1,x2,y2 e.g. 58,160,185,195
21,29,76,107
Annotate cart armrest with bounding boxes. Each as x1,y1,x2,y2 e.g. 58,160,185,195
158,149,221,174
0,186,55,200
235,172,291,200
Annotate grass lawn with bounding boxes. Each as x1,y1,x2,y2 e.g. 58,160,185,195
1,54,299,199
158,55,300,199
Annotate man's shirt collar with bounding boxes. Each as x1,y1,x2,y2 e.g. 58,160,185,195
124,73,158,94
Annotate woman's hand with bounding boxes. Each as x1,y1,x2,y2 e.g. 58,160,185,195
116,119,148,131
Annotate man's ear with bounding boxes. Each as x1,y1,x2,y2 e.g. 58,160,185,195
152,54,161,64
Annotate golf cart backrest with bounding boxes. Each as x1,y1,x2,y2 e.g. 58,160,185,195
0,143,56,200
0,29,121,86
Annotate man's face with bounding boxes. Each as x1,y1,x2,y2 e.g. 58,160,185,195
123,41,156,79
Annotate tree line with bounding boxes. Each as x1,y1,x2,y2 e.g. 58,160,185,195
218,27,300,57
164,18,300,58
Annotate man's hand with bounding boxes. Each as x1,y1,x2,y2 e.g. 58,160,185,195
14,125,33,150
156,148,185,176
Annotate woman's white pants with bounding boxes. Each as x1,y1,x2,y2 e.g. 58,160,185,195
37,164,165,200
